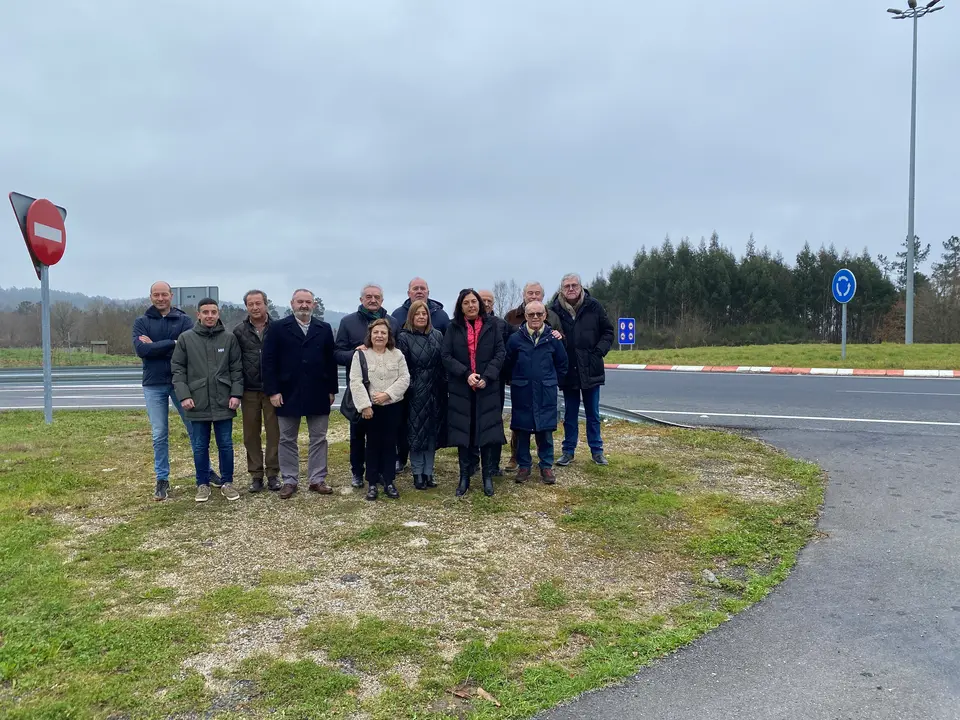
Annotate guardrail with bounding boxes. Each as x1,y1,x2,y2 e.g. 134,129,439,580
0,366,350,385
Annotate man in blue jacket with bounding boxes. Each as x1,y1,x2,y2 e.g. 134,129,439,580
391,277,450,335
503,300,568,485
132,281,216,501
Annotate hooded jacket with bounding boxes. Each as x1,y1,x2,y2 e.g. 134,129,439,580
391,298,450,335
171,319,244,422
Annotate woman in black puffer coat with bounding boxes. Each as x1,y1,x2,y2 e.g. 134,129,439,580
442,288,506,498
397,300,447,490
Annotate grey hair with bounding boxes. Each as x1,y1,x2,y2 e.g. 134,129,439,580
523,281,544,294
360,283,384,297
243,289,268,305
560,273,582,288
291,288,314,300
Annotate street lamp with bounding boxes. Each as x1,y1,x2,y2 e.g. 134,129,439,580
887,0,945,344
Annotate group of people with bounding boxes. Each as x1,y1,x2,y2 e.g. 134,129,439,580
132,275,615,503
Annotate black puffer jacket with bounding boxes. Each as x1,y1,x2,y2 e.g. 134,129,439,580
232,316,271,391
549,289,615,390
397,328,447,451
334,307,399,371
442,318,506,448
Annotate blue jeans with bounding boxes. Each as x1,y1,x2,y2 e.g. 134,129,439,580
143,384,194,481
515,430,554,470
561,386,603,455
190,419,234,486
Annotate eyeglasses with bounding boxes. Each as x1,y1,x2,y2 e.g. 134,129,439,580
526,312,545,318
562,283,580,290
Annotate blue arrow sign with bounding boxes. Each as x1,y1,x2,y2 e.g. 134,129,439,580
618,318,636,344
832,268,857,304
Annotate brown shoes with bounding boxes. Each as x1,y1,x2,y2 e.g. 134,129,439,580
278,484,297,499
515,468,531,484
541,468,556,485
504,457,518,472
309,482,333,495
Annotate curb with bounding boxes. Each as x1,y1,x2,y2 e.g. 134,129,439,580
604,364,959,378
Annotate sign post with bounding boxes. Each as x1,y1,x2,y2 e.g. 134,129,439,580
9,192,68,424
618,317,636,351
831,268,857,360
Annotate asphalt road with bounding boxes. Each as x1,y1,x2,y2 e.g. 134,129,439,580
538,370,960,720
2,369,958,717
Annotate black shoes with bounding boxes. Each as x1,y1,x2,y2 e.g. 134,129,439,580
351,474,364,488
556,453,574,467
365,484,378,501
424,475,437,488
592,452,609,466
482,475,494,497
249,478,265,493
384,483,400,500
413,474,426,490
267,476,282,491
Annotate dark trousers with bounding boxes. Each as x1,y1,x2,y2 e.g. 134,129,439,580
493,381,507,470
240,390,280,479
191,419,234,486
364,403,401,487
396,399,409,467
349,420,367,478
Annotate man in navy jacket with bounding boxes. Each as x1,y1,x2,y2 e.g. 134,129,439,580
262,289,340,499
132,281,213,501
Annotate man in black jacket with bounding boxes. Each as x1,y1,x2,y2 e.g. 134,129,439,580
261,289,339,499
335,284,400,487
549,273,615,467
391,277,450,335
233,289,281,493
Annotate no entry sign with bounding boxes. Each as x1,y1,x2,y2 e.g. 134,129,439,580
9,192,68,280
26,199,67,266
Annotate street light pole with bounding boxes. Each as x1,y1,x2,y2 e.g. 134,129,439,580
887,0,945,344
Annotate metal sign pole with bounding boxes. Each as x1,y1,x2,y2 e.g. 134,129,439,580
841,302,848,361
40,264,53,423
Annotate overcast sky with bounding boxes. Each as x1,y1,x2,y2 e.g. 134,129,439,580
2,1,957,313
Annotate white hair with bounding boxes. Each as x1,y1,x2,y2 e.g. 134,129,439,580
523,281,544,294
291,288,314,300
560,273,582,289
360,283,384,297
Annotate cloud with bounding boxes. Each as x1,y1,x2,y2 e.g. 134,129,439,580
2,0,957,312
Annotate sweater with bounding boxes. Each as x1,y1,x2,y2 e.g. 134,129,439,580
348,347,411,412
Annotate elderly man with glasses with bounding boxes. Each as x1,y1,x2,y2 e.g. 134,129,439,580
549,273,615,466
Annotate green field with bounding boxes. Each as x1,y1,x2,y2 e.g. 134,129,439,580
0,410,824,719
606,343,960,370
0,348,140,368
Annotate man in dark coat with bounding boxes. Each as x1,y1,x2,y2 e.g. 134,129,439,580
133,280,217,501
502,281,564,472
233,289,281,493
503,300,568,485
262,288,339,499
441,289,506,497
391,277,450,335
335,284,400,487
549,273,615,467
171,298,244,503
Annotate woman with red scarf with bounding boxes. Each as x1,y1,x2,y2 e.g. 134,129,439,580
441,288,506,497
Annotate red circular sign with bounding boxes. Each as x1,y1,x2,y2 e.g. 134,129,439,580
25,199,66,267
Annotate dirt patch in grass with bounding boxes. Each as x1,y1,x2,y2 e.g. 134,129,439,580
1,410,825,719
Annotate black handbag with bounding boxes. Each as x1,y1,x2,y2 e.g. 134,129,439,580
340,351,371,424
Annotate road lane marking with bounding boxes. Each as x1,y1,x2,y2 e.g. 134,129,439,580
627,409,960,427
836,390,960,396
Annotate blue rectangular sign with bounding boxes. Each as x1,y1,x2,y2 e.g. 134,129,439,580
618,317,636,344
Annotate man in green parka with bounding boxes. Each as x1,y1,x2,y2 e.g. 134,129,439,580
172,297,244,503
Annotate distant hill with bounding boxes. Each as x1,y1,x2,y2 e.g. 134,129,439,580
0,286,349,330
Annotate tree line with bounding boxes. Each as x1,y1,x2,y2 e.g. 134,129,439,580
0,294,330,355
584,232,960,347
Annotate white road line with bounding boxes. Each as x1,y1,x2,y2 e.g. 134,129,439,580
628,409,960,427
836,390,960,397
22,395,145,400
0,404,146,411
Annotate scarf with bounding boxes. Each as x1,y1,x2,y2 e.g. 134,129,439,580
359,306,386,323
466,316,484,374
558,292,585,320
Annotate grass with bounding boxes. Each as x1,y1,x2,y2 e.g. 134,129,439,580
605,342,960,369
0,409,825,719
0,347,139,367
